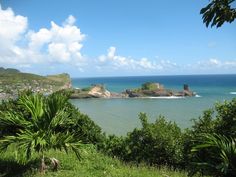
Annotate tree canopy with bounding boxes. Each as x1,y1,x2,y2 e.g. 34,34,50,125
201,0,236,27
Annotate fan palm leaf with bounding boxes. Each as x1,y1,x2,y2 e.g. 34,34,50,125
191,133,236,176
0,92,82,171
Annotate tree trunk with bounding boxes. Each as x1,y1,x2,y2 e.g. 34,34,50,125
40,155,47,174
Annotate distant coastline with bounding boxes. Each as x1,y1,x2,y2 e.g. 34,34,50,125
0,67,71,100
1,67,235,101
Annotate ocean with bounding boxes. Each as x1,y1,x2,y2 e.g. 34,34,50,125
70,75,236,135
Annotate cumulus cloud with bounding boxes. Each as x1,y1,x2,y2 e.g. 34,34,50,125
98,46,162,70
97,46,179,72
28,15,85,64
0,4,86,68
0,6,27,42
0,6,28,63
0,4,235,76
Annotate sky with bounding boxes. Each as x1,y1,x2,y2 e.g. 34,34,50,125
0,0,236,77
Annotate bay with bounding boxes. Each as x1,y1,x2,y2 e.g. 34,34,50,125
70,74,236,135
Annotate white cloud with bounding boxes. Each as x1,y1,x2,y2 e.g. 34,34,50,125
63,15,76,26
0,6,27,42
0,6,28,63
0,5,86,67
107,46,116,60
187,58,236,74
209,58,220,65
0,4,235,76
98,46,161,70
28,15,85,64
28,28,52,50
48,43,70,62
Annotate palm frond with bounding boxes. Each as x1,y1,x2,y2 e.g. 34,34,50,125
0,92,83,165
0,111,30,129
191,133,236,176
18,94,44,122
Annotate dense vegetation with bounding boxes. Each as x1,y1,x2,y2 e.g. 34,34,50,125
0,91,235,176
103,98,236,176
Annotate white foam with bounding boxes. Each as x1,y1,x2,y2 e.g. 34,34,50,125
230,92,236,95
140,96,185,99
195,94,202,98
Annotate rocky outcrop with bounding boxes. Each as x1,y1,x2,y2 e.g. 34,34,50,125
124,83,195,98
88,85,111,98
70,84,113,99
70,83,195,99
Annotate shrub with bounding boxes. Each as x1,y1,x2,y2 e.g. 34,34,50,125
104,113,184,168
184,98,236,176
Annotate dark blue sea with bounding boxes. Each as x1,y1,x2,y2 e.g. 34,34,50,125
70,75,236,135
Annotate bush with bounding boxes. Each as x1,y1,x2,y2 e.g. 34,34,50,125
183,98,236,176
104,113,184,168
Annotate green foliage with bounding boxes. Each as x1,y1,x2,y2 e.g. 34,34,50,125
0,91,104,166
141,82,158,90
214,99,236,137
185,98,236,138
0,91,83,164
104,113,184,168
191,133,236,177
0,90,104,146
183,98,236,176
201,0,236,28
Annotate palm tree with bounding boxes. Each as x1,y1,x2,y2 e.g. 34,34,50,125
191,133,236,177
0,91,82,173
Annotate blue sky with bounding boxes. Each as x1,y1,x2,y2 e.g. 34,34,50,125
0,0,236,77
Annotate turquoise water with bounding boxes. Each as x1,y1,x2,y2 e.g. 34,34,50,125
70,75,236,135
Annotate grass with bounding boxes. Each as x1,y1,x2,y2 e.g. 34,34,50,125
0,145,189,177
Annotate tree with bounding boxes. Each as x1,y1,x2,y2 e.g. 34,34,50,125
201,0,236,27
0,92,82,173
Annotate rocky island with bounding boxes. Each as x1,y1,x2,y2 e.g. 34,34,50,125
70,82,195,99
124,82,195,98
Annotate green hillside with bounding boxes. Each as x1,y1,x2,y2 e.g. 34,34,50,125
0,67,71,99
